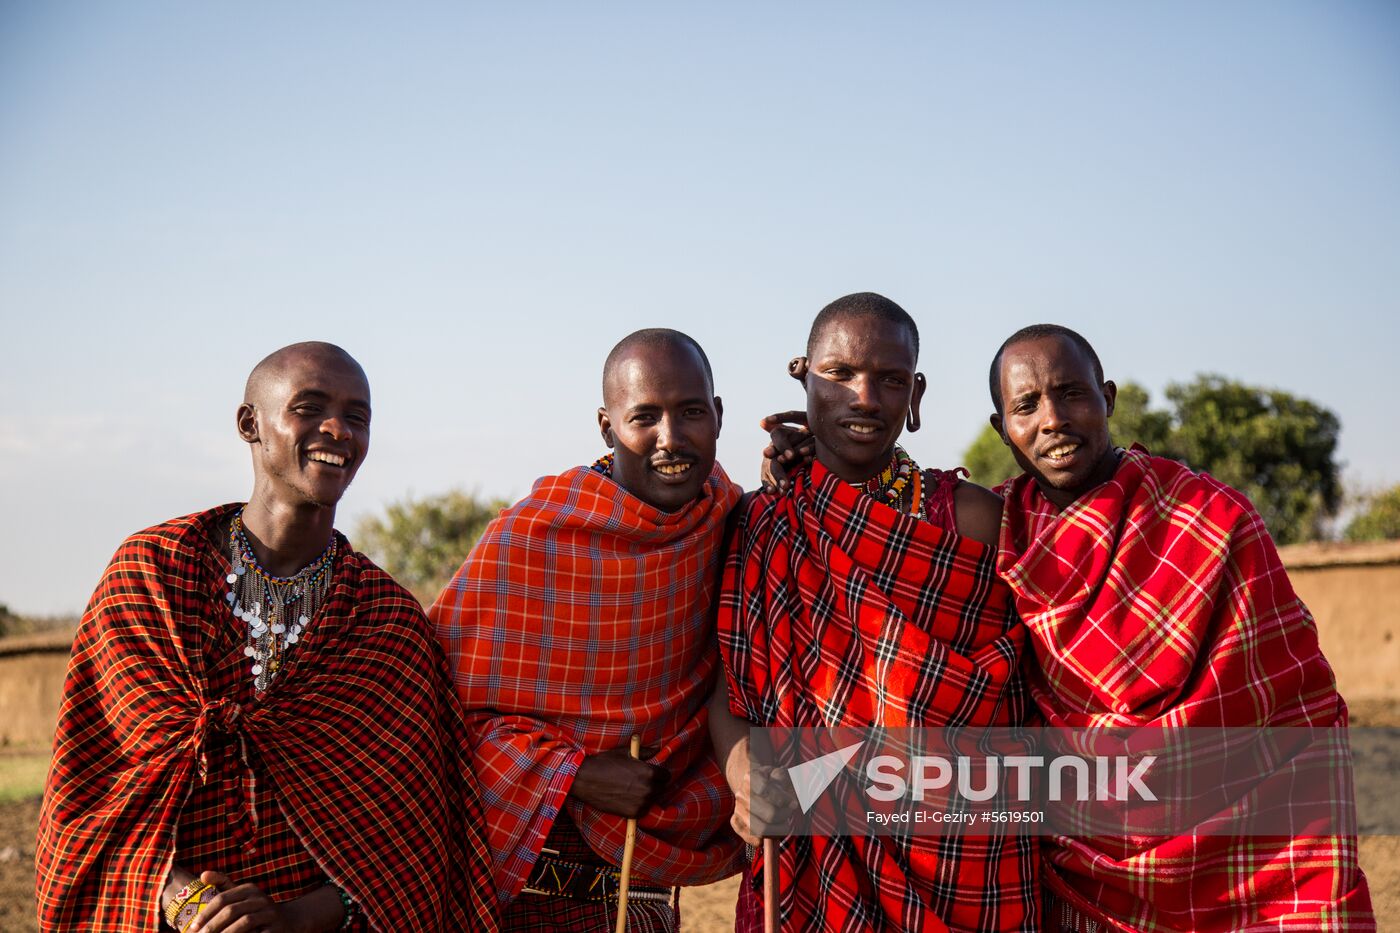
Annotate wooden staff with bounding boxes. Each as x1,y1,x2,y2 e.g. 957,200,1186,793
614,734,642,933
763,837,779,933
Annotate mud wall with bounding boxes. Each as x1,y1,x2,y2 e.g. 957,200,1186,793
0,635,72,750
0,541,1397,748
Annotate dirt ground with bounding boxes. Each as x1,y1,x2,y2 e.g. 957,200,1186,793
1,796,1393,932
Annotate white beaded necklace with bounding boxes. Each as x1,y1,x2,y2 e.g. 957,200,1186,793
225,510,336,692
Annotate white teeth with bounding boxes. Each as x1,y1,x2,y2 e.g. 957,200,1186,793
656,463,691,476
849,425,877,435
308,452,346,466
1046,444,1080,460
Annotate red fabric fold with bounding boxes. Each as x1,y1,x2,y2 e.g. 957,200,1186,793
718,459,1037,932
36,504,498,932
430,462,746,905
998,449,1374,931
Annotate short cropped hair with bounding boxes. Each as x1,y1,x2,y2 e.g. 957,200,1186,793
602,328,714,397
807,292,919,360
988,324,1104,414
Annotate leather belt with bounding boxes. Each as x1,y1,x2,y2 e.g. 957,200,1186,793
520,847,673,904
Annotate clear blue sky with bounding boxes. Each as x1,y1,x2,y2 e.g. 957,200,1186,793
2,2,1397,615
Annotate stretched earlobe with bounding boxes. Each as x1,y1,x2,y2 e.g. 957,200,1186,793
906,374,927,432
787,357,808,382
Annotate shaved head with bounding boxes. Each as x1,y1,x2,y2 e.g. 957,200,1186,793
807,292,919,360
596,328,721,511
245,341,367,407
601,329,713,407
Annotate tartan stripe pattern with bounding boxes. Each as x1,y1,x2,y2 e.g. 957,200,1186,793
430,462,746,905
998,449,1374,931
35,504,498,931
718,458,1037,932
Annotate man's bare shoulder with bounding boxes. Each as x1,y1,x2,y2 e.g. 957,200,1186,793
953,481,1003,548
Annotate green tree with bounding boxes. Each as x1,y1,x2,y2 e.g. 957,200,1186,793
962,424,1021,490
961,381,1165,489
1165,376,1340,545
1106,382,1173,454
960,375,1341,544
355,490,509,606
1345,485,1400,542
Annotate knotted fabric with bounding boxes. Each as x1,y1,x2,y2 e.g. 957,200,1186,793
430,462,745,905
998,449,1374,931
719,458,1037,932
36,504,498,931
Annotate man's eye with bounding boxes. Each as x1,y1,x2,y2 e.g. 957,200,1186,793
293,406,320,415
825,369,851,379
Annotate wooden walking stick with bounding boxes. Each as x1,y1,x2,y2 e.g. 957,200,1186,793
763,837,779,933
614,734,642,933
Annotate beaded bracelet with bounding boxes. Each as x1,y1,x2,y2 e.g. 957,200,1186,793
335,885,356,931
164,880,201,927
165,879,215,932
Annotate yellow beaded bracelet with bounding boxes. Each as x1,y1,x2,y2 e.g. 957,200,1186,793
166,880,216,932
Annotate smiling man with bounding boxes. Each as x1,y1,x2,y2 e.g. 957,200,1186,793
717,293,1037,932
36,342,498,932
989,324,1373,932
430,329,745,932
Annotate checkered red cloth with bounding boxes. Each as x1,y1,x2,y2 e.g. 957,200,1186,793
35,504,498,932
430,462,746,906
719,458,1037,932
998,449,1374,931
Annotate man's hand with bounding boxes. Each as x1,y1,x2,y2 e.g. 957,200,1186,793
723,734,798,846
185,871,294,933
182,870,345,933
759,411,814,493
569,745,671,819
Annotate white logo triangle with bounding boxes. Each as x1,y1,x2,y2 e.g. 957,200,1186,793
787,740,866,813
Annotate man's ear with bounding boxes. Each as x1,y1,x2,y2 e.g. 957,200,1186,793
787,356,808,383
237,403,259,444
713,396,724,439
1102,380,1117,418
906,373,927,432
597,407,615,448
990,412,1009,446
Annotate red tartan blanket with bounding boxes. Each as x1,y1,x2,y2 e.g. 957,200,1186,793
35,504,498,932
429,462,746,905
719,459,1036,933
998,449,1374,932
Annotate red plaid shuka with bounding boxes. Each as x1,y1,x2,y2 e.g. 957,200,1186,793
430,462,747,906
35,504,498,932
719,458,1038,932
998,449,1374,932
